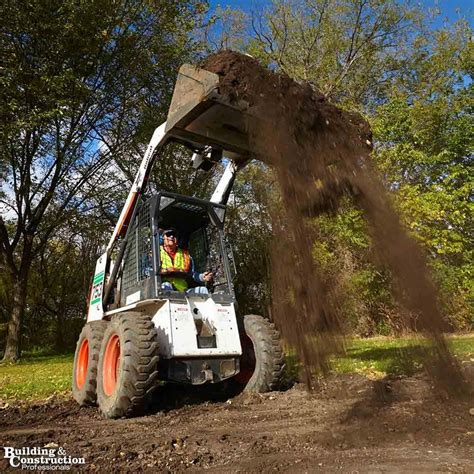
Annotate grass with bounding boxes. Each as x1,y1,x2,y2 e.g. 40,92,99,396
331,335,474,377
0,353,73,403
0,335,472,403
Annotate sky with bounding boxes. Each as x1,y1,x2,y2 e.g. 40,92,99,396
209,0,473,27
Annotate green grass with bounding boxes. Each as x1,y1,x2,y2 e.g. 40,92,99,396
0,354,73,403
284,334,474,382
0,335,472,403
332,335,474,377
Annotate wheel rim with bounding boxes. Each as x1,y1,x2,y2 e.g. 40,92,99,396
235,333,256,384
103,334,120,396
75,339,89,389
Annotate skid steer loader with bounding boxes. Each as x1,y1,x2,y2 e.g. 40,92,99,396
72,64,285,418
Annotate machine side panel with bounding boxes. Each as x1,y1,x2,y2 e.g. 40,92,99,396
152,301,173,358
87,253,108,321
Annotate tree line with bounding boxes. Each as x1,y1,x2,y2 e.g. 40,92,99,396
1,0,472,361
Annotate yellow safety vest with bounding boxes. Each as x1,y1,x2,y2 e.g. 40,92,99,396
160,246,191,292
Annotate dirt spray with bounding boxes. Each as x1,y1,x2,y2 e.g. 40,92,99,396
202,50,468,394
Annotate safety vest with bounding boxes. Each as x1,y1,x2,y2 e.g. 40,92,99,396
160,246,191,292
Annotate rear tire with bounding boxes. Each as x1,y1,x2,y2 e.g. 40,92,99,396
235,314,284,393
97,312,159,419
72,321,107,406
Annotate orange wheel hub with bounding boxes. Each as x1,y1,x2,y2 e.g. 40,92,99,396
103,334,120,396
235,334,255,384
75,339,89,389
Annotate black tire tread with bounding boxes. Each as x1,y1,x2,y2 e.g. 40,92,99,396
97,312,159,419
72,320,107,406
242,314,285,392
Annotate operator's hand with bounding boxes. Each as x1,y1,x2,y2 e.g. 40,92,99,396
202,271,213,282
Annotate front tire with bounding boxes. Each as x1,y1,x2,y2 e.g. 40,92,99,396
235,314,284,393
72,321,107,406
97,312,159,419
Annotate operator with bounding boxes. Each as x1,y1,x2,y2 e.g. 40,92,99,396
160,228,213,293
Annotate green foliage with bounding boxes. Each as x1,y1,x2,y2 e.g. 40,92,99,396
204,2,472,333
24,211,109,352
372,18,473,330
309,202,396,336
225,163,279,315
0,0,207,358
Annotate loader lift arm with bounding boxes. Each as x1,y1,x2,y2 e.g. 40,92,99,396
106,123,168,252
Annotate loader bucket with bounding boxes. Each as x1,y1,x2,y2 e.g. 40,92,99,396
166,64,252,158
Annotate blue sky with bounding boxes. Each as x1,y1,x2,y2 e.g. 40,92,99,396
209,0,473,26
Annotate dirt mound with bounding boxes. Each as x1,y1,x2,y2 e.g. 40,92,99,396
201,50,469,393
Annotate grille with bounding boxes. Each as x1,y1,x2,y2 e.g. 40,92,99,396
189,228,208,273
206,227,227,287
173,201,207,215
122,200,152,291
137,202,152,281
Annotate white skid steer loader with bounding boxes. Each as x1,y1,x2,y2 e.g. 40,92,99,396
72,65,285,418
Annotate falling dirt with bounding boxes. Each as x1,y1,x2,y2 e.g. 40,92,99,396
1,366,473,472
201,50,470,393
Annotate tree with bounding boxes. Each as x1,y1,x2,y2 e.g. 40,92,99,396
372,19,473,329
23,209,109,353
202,0,423,330
206,0,422,109
201,5,249,53
0,0,205,360
225,163,280,316
203,1,473,333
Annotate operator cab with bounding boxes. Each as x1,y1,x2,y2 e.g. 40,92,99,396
111,191,236,309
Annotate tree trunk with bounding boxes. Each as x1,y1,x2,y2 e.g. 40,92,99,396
55,311,65,353
2,276,27,362
2,234,32,362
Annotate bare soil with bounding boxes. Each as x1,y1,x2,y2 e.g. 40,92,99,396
1,366,473,472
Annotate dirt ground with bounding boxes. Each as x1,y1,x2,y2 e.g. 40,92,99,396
1,365,473,473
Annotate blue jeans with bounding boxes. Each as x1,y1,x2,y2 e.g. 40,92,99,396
160,282,209,294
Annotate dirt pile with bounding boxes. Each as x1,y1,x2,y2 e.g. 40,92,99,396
201,50,468,393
